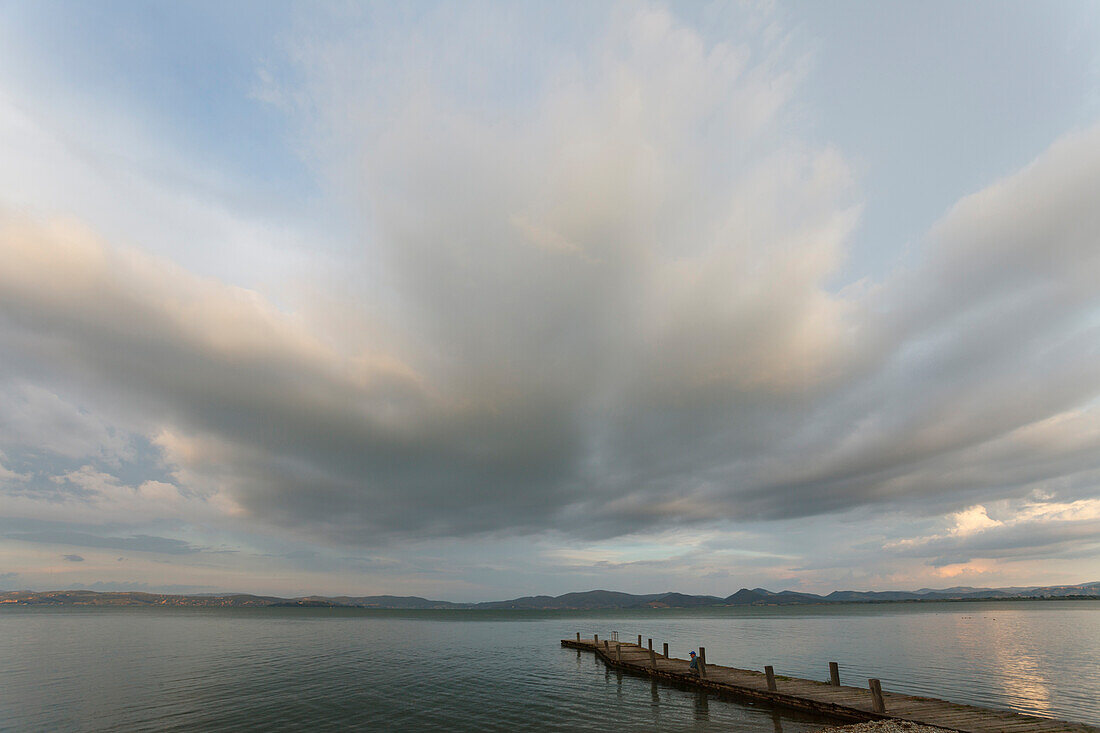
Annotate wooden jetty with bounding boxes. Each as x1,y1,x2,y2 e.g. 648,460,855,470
562,634,1099,732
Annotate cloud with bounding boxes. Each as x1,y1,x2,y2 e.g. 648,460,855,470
6,528,200,555
0,455,238,532
0,452,30,483
1,7,855,544
730,126,1100,521
0,4,1098,567
77,581,219,594
949,505,1003,536
0,71,315,292
886,498,1100,566
63,554,84,562
0,382,133,463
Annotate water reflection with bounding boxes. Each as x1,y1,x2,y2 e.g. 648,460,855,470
984,615,1053,716
693,691,710,721
947,611,1055,717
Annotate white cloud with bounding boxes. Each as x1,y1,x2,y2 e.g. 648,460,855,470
884,496,1100,572
949,505,1003,536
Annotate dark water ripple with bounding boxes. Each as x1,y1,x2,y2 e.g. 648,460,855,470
0,601,1096,731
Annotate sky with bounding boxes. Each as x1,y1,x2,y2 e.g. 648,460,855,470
1,1,1099,601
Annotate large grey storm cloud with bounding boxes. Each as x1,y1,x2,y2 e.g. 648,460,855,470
1,7,1099,558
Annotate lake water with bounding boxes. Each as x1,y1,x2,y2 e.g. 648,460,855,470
1,601,1097,731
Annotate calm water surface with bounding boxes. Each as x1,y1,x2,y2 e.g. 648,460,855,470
1,601,1097,731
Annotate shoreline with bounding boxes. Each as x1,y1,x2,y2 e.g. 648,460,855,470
2,587,1098,610
816,723,950,733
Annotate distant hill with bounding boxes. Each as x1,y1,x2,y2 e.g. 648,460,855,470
3,582,1097,609
647,592,725,608
316,595,463,609
0,590,284,607
476,590,665,610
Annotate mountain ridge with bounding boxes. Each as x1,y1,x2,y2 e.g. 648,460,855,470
2,582,1098,609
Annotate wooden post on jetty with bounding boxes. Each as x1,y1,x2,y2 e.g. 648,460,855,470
616,643,622,662
829,661,840,686
604,640,609,650
869,679,886,714
637,634,642,647
662,642,669,658
765,665,777,691
648,639,656,666
594,633,598,645
576,632,580,642
698,646,707,678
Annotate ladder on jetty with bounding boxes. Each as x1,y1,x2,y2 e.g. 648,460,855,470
562,635,1099,733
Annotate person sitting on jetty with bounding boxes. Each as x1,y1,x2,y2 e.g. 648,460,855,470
689,651,699,675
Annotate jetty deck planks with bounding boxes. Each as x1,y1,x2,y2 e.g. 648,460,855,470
562,637,1098,733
